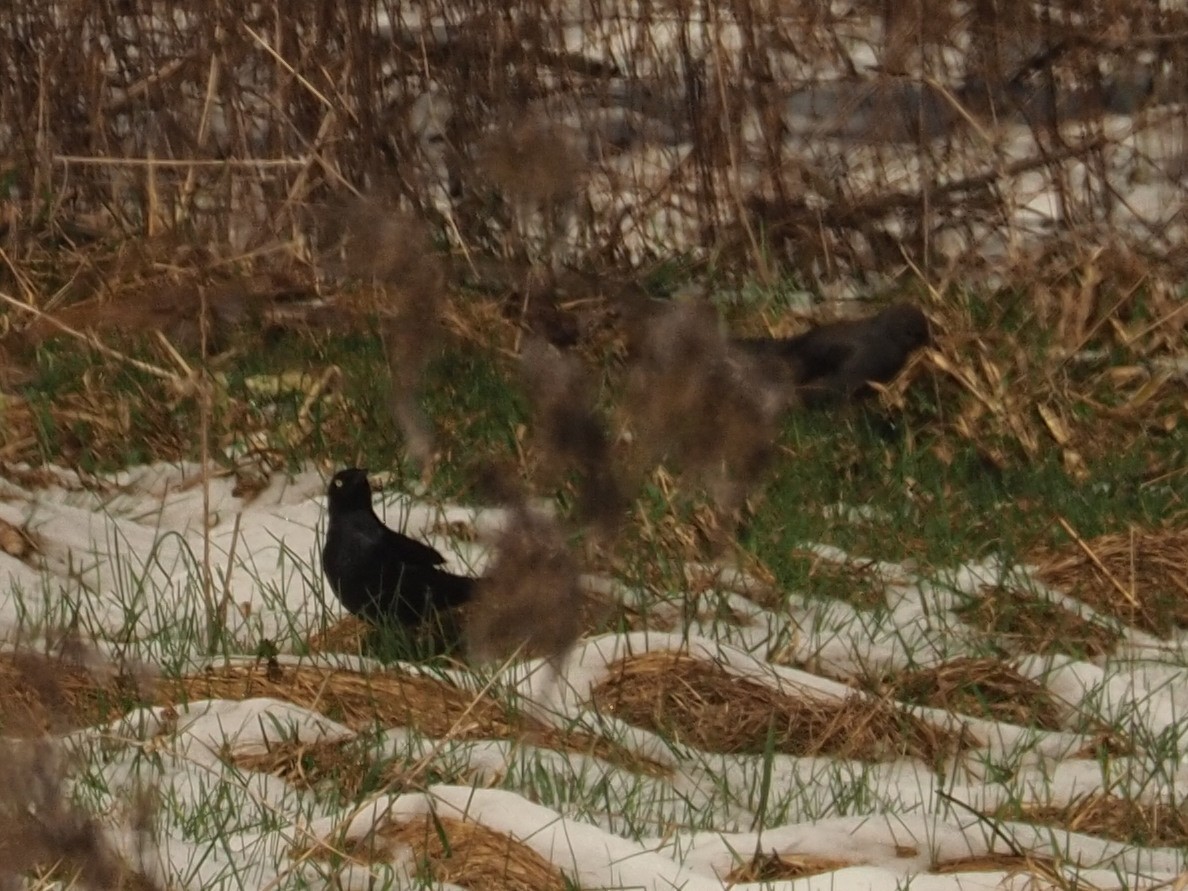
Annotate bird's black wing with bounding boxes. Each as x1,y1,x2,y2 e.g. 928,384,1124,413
786,324,862,383
379,526,448,566
367,551,475,625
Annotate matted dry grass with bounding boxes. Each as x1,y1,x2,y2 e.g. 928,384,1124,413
378,815,568,891
591,650,968,764
0,651,148,735
294,814,569,890
1033,527,1188,637
930,853,1067,883
881,657,1065,731
957,586,1121,658
724,850,855,883
165,662,670,778
990,793,1188,849
229,737,481,802
304,616,373,655
790,548,900,611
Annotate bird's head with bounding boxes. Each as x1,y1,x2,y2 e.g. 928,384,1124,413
327,467,374,513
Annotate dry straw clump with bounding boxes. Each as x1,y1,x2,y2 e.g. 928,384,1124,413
990,793,1188,849
165,662,667,777
624,301,783,515
1032,527,1188,637
724,850,855,883
956,585,1121,659
228,737,479,803
296,814,570,890
378,815,569,891
880,657,1065,731
592,650,967,764
0,649,152,736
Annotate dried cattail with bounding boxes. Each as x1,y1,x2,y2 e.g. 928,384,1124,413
624,301,783,514
521,338,627,539
467,508,583,669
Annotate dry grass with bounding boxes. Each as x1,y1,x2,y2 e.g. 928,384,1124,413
164,661,670,778
956,586,1121,658
296,814,570,890
878,657,1065,731
0,650,150,736
380,815,568,890
787,549,899,611
1033,527,1188,637
304,616,374,656
990,793,1188,849
930,852,1066,881
592,650,968,764
724,850,855,883
229,737,480,802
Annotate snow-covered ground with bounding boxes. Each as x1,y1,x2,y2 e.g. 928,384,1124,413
1,462,1186,890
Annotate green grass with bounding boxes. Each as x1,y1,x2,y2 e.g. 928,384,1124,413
17,311,1186,608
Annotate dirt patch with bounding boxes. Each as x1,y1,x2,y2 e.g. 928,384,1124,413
1033,527,1188,637
591,650,970,764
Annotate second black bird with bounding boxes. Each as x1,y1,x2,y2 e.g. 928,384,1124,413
321,468,474,627
736,302,931,406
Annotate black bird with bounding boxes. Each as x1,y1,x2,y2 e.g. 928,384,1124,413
321,468,474,627
735,302,930,406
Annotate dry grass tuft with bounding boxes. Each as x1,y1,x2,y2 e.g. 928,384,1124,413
788,549,898,611
164,662,668,778
592,650,967,763
304,616,373,657
1032,527,1188,637
467,507,585,667
0,650,150,736
990,793,1188,849
879,657,1065,731
724,850,855,882
930,853,1064,879
956,585,1121,658
298,814,570,889
377,814,569,890
229,736,476,803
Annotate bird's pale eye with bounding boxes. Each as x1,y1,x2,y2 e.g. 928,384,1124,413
334,479,344,488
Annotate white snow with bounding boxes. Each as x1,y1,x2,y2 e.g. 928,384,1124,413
2,461,1186,891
